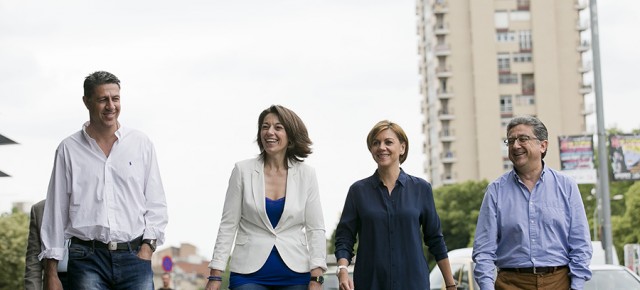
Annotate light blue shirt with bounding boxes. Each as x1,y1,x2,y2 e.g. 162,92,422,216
473,164,592,290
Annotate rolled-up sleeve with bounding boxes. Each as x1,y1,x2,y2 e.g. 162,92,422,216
39,145,71,261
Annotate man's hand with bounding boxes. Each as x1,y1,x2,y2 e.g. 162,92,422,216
137,243,153,260
44,259,63,290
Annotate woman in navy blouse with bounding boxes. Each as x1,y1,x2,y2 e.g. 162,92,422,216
334,120,457,290
206,105,327,290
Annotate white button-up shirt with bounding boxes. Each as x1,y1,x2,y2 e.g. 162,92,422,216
39,122,168,261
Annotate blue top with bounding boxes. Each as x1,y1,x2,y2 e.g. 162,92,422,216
229,197,310,288
472,164,593,290
334,169,448,290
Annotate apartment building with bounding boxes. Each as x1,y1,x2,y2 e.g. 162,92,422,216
416,0,591,187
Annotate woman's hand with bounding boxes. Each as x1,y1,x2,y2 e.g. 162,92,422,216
205,269,223,290
204,280,221,290
338,271,354,290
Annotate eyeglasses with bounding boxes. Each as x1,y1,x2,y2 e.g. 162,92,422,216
504,135,539,146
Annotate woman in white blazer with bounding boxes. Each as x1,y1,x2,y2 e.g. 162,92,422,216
206,105,327,290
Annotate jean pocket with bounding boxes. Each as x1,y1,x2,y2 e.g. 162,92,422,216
68,244,92,260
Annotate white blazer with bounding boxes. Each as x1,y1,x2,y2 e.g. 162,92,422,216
208,158,327,274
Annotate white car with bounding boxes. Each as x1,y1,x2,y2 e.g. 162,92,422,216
585,264,640,290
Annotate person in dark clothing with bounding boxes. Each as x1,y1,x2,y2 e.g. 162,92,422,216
334,120,456,290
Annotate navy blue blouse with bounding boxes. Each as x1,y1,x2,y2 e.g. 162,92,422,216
335,169,449,290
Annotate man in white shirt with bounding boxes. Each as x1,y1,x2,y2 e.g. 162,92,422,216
39,71,169,290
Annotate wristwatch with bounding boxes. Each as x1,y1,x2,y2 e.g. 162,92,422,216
336,265,349,276
310,276,324,284
142,239,157,252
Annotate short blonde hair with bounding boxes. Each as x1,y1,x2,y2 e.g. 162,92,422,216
366,120,409,164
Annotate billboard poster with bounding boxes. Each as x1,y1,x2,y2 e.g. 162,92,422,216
610,134,640,181
558,135,596,184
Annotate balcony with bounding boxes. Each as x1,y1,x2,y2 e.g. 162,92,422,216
439,128,456,142
579,83,593,94
434,23,449,35
582,103,595,116
522,85,535,95
433,0,449,13
435,65,452,77
434,44,451,56
441,151,457,163
579,61,592,74
438,108,455,120
437,88,454,99
576,20,589,31
577,40,590,52
575,0,587,10
441,172,457,185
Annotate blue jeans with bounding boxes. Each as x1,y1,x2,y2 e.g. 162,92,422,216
232,284,309,290
67,242,153,290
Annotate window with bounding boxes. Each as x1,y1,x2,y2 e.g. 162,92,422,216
494,11,508,29
436,14,445,29
497,53,511,73
513,52,532,62
499,74,518,84
439,78,448,92
501,140,509,157
500,95,513,113
510,11,530,21
519,30,532,51
521,74,535,94
503,159,513,171
496,31,516,42
501,117,511,128
516,94,535,105
517,0,530,10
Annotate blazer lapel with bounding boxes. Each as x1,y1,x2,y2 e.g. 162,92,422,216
277,160,298,230
252,158,275,232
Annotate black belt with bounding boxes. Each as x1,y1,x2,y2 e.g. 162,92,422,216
500,265,567,274
71,236,142,251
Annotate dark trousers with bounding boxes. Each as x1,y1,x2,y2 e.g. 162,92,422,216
67,243,153,290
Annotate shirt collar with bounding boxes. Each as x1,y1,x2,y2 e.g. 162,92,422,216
511,160,548,183
82,121,122,141
371,167,408,187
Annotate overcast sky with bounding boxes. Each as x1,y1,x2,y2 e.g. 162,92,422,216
1,1,638,258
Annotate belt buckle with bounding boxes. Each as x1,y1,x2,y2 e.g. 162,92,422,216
108,241,118,251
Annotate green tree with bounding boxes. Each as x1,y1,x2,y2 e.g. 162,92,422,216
612,181,640,262
433,180,488,251
0,207,29,290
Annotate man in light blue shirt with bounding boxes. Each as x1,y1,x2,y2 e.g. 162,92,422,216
473,116,592,290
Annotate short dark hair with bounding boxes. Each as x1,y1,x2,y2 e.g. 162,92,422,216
367,120,409,164
83,71,120,98
507,115,548,158
256,105,312,165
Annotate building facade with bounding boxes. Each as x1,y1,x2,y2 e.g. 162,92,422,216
417,0,591,187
